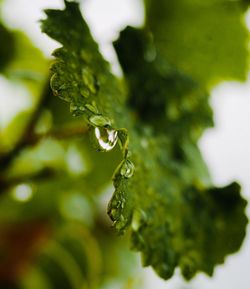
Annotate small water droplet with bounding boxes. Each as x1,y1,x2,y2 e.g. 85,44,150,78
70,103,78,113
70,103,85,116
89,114,111,127
85,103,98,114
80,85,90,98
95,127,118,151
110,208,119,220
117,198,125,210
120,159,135,178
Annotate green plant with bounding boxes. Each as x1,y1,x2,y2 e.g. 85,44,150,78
0,0,249,288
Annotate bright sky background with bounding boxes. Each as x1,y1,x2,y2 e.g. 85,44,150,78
0,0,250,288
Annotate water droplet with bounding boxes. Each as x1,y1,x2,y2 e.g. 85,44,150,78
95,127,118,151
70,103,85,116
110,208,119,220
109,207,116,214
85,103,98,114
70,103,78,113
120,159,135,178
80,85,90,98
116,198,125,210
89,114,111,127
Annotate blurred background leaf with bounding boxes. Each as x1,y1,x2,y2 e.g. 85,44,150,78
145,0,249,88
0,0,249,288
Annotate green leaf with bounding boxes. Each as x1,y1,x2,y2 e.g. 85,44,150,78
145,0,249,87
0,23,15,72
41,1,127,126
1,29,48,94
0,136,120,223
41,0,248,281
113,27,213,140
0,28,48,155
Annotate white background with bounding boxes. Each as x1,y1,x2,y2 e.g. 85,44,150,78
0,0,250,288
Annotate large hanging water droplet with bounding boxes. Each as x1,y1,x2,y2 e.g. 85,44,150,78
95,127,118,151
120,159,135,178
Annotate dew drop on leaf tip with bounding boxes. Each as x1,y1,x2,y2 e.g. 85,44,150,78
120,159,135,178
94,127,118,151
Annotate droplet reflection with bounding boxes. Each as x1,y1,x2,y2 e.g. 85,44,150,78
94,127,118,151
120,159,135,178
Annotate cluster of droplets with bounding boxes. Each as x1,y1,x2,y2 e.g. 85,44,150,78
72,100,136,229
86,107,135,180
108,191,126,221
51,47,138,228
108,158,135,230
71,102,138,233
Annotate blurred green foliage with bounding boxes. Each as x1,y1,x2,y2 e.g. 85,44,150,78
0,28,47,155
0,0,249,288
0,23,15,72
145,0,249,87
